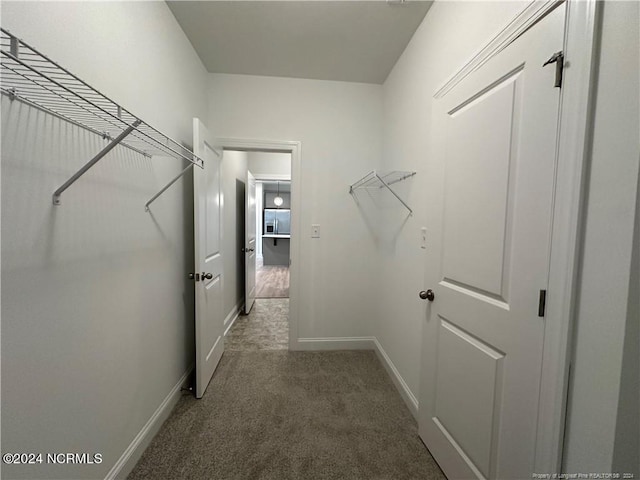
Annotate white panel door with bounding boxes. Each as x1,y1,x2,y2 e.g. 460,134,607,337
418,5,565,479
193,118,224,399
245,170,257,314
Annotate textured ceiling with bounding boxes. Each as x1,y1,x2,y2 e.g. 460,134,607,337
167,1,432,84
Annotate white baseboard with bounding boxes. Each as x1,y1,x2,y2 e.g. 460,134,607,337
104,365,194,480
372,338,419,420
295,336,376,351
223,299,245,337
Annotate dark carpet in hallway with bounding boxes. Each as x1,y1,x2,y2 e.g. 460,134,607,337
128,351,445,480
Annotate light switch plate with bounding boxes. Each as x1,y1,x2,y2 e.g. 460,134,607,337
421,227,427,249
311,224,320,238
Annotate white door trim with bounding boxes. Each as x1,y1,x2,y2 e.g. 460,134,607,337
434,0,561,99
428,0,600,473
214,137,301,351
536,0,600,473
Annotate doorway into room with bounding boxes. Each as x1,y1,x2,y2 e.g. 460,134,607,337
219,145,297,352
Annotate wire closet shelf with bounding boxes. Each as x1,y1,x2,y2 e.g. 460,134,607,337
349,170,416,214
0,28,204,207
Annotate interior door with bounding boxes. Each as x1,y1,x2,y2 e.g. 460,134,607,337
245,170,257,314
193,118,224,399
418,5,565,479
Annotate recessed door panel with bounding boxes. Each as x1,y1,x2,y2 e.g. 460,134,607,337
206,146,221,257
433,318,504,478
443,71,521,303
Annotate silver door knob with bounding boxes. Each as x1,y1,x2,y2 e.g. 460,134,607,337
419,289,435,301
202,272,213,280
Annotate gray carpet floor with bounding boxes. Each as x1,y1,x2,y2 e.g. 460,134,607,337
226,299,289,351
128,351,446,480
255,265,289,298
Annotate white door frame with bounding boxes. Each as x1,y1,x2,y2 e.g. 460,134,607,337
536,0,600,472
431,0,600,473
214,137,301,351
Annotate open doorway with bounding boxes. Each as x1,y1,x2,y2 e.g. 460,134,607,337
256,179,291,299
219,147,295,351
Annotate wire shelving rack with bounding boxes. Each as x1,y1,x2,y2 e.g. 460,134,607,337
349,170,416,214
0,28,204,207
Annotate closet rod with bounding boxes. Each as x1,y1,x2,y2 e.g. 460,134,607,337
145,163,194,212
53,120,141,205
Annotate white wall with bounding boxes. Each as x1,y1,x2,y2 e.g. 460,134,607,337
563,1,640,474
247,152,292,178
378,0,525,407
208,74,382,340
220,150,248,324
1,2,207,479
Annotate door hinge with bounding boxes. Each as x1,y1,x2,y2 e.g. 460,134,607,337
543,51,564,88
538,289,547,317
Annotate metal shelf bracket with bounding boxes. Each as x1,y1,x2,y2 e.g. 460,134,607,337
144,146,223,211
52,120,141,205
145,163,194,212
